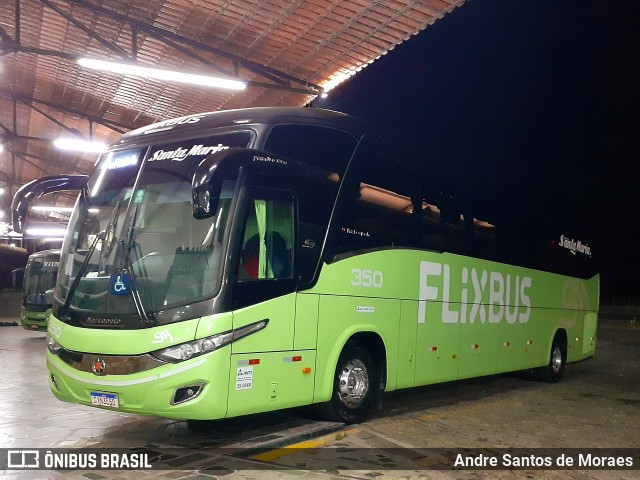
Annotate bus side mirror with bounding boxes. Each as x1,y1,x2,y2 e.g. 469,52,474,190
11,175,88,233
192,154,221,219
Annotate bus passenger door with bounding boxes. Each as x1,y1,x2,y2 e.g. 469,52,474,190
227,189,314,416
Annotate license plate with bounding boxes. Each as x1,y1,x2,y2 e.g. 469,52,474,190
90,391,119,408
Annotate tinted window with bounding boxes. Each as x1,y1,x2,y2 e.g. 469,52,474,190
264,124,357,176
334,149,421,255
232,188,297,308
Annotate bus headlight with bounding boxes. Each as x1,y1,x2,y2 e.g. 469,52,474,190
151,319,268,363
153,331,233,362
46,334,62,354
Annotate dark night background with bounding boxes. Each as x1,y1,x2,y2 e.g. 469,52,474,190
312,0,640,300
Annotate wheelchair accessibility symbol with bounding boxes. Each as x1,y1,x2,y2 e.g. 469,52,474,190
111,273,130,295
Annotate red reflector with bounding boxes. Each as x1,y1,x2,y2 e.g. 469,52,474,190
292,356,302,362
431,346,438,351
249,359,260,365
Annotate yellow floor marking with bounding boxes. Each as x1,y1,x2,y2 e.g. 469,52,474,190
251,427,359,462
418,413,438,421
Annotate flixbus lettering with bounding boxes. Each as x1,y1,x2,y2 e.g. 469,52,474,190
417,261,532,324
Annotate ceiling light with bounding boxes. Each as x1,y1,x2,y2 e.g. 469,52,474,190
32,206,75,213
25,228,68,237
54,138,108,153
78,58,247,91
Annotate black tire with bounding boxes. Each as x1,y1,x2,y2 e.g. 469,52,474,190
320,343,378,424
536,334,567,383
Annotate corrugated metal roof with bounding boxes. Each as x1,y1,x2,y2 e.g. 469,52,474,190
0,0,464,211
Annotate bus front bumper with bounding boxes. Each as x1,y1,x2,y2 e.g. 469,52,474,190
46,350,231,420
20,308,50,332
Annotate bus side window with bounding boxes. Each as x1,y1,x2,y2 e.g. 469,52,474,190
239,231,291,280
264,124,357,175
238,197,295,282
334,154,420,256
418,181,467,255
233,192,297,309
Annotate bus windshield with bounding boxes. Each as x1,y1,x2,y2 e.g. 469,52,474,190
55,132,251,321
23,251,60,307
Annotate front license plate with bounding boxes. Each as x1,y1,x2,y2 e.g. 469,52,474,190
90,391,119,408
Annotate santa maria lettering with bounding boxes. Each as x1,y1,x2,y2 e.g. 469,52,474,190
418,261,532,324
559,235,592,257
149,143,229,162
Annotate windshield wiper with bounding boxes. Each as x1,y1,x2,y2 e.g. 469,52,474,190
59,201,119,317
119,204,155,324
98,200,120,273
60,229,105,316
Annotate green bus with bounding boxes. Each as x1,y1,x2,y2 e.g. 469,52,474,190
12,108,598,423
20,249,61,331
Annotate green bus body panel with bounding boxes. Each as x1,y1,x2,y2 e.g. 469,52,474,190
47,248,598,419
231,293,296,353
227,350,316,417
20,307,50,331
294,294,319,350
308,249,599,401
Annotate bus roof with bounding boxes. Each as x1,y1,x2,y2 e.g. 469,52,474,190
117,106,423,177
28,249,62,260
119,107,377,144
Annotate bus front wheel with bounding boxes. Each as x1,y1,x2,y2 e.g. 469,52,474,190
322,343,378,424
536,335,566,383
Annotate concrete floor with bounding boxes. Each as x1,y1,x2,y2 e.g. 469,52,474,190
0,311,638,480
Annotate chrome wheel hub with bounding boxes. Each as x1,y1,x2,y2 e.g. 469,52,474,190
338,358,369,408
551,346,563,374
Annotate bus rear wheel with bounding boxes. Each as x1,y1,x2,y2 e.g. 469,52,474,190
322,343,378,424
536,335,566,383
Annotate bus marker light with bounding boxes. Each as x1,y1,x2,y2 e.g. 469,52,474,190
526,340,533,345
503,342,511,347
471,344,479,349
430,346,438,352
452,354,457,359
283,356,302,362
302,367,312,374
249,359,260,365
